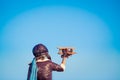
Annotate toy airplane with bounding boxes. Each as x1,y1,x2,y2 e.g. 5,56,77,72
57,47,76,56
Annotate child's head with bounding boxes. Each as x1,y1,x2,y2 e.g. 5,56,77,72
32,43,51,60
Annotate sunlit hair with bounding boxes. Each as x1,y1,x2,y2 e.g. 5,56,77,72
32,44,51,60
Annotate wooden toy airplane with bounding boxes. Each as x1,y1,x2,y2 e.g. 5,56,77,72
57,47,76,56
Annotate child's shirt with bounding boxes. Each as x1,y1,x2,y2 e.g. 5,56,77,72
27,60,64,80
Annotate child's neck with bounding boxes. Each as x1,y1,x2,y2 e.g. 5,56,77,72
36,58,49,62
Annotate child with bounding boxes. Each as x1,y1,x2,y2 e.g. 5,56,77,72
27,43,67,80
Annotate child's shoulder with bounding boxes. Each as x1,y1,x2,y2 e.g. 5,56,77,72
28,62,32,66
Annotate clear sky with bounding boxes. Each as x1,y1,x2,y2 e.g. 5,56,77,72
0,0,120,80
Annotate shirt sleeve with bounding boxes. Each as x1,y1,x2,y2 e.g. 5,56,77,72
60,63,65,70
51,62,64,72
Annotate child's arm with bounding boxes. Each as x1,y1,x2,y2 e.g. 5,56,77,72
60,57,67,71
27,63,32,80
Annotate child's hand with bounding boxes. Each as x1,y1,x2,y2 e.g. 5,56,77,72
61,54,72,58
61,48,72,58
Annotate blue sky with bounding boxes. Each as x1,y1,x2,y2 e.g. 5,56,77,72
0,0,120,80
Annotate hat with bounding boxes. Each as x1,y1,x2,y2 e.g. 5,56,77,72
32,44,48,57
32,44,51,60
